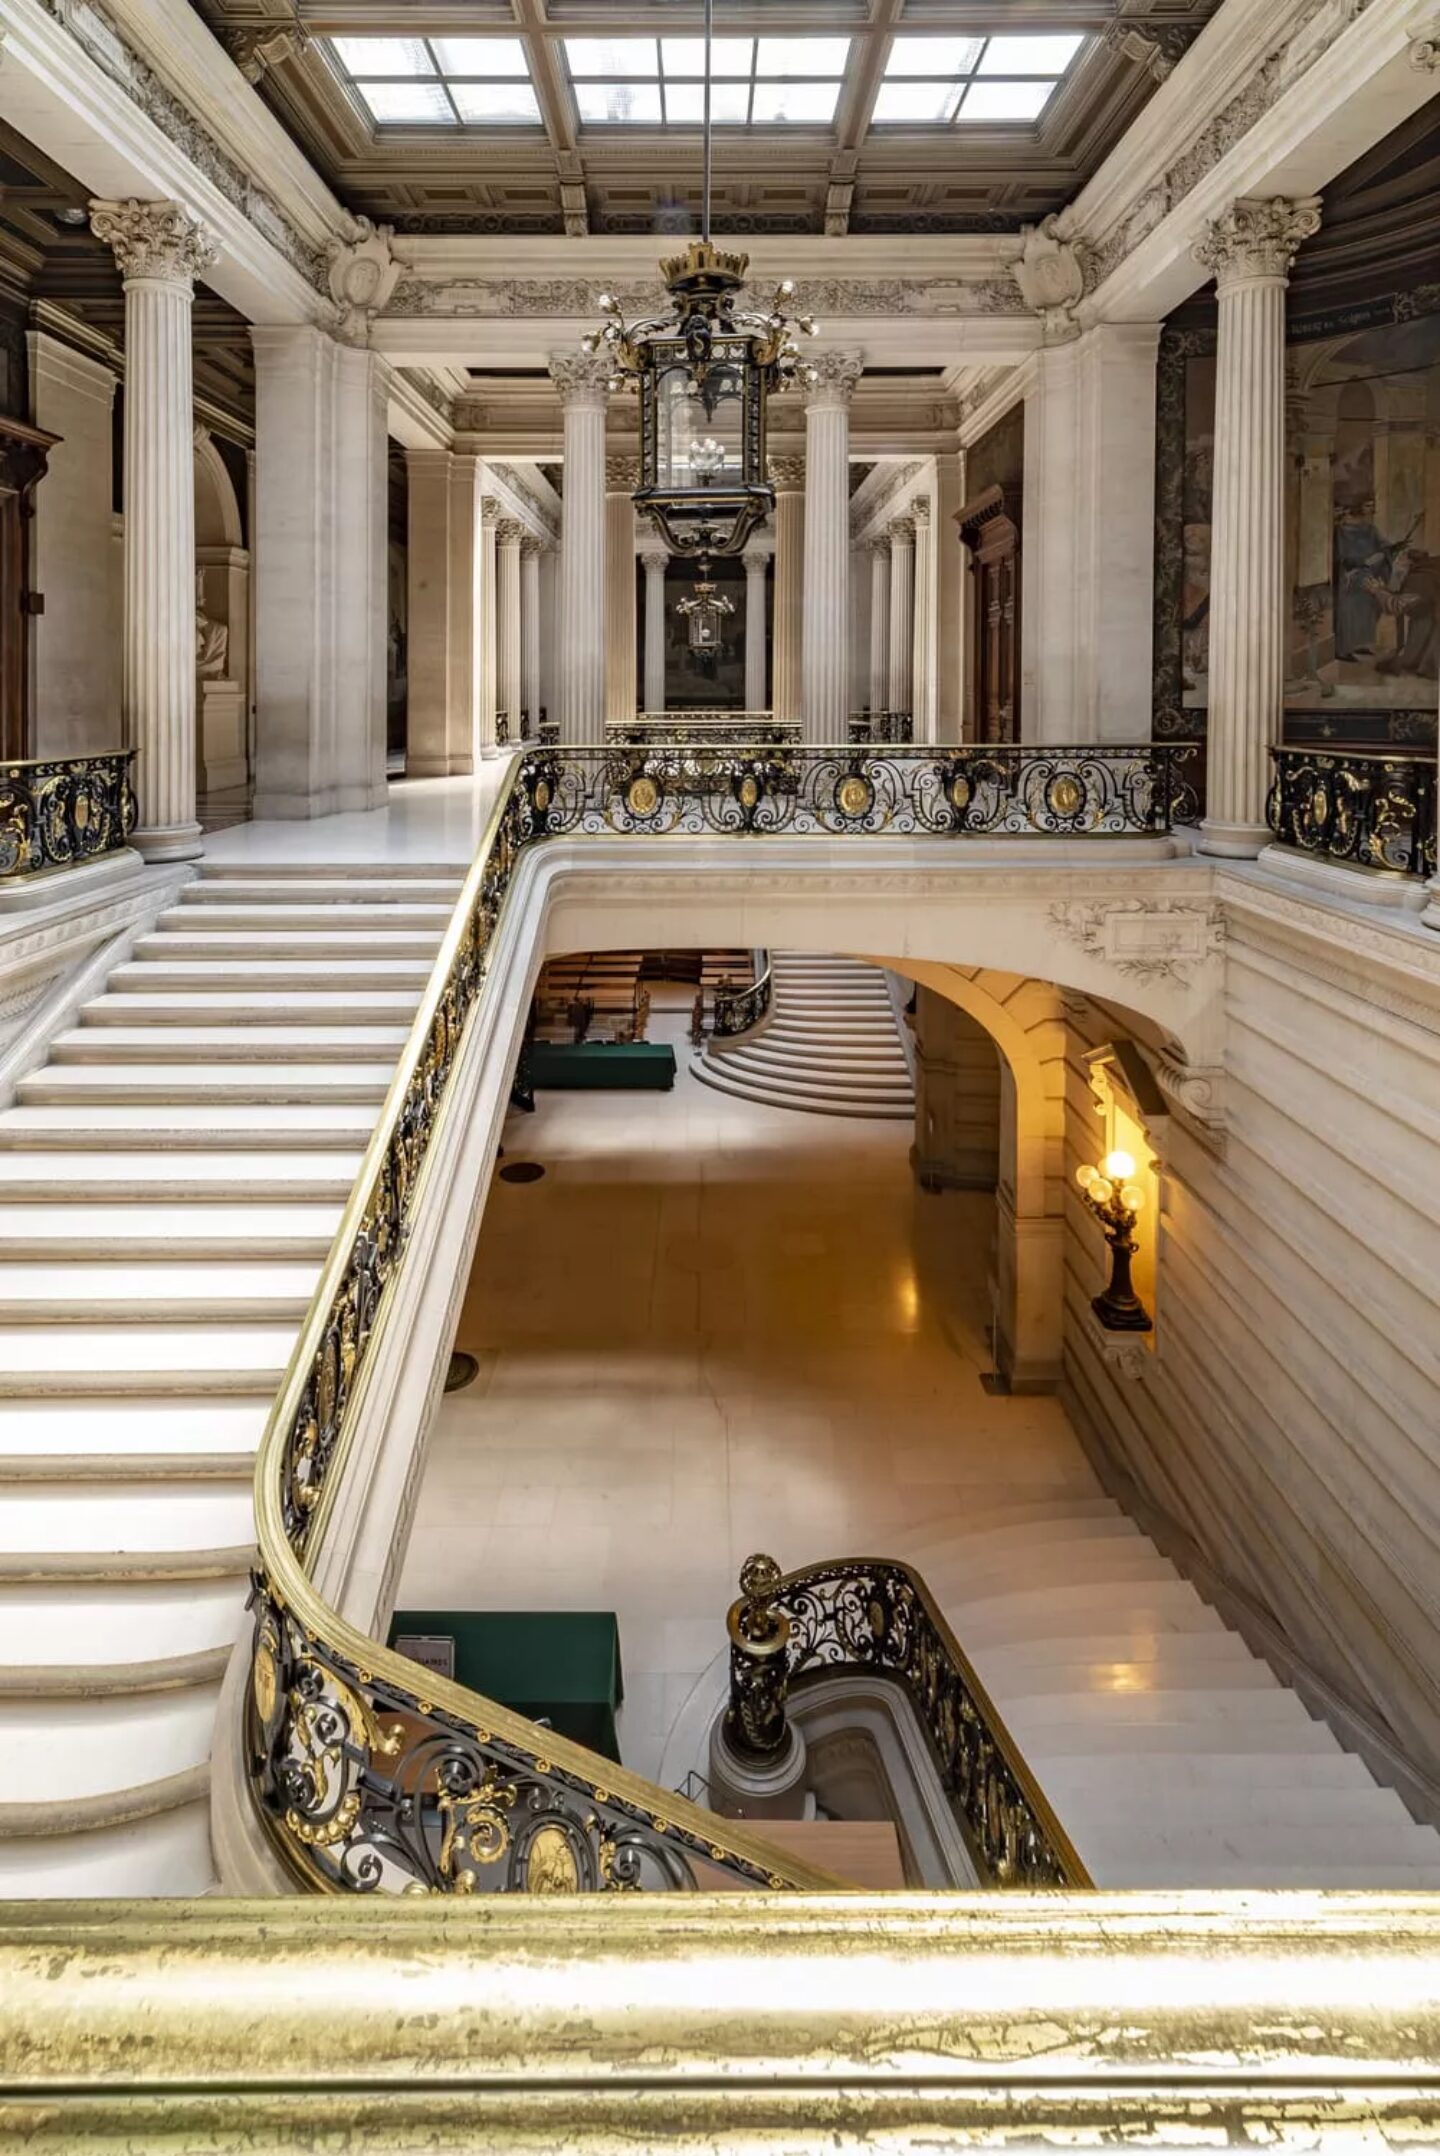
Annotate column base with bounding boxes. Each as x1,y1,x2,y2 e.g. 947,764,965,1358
1422,878,1440,933
1194,815,1269,859
133,820,204,862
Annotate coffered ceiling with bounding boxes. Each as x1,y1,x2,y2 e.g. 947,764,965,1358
188,0,1218,237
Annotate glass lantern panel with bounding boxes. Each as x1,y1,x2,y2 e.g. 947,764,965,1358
654,356,748,494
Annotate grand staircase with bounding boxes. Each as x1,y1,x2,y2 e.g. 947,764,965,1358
0,863,461,1897
695,953,915,1120
898,1497,1440,1887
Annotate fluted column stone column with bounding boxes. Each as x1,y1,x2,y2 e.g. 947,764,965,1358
496,518,523,747
911,497,936,743
801,353,862,742
743,543,769,712
549,352,609,742
771,456,805,725
520,537,542,736
446,453,478,775
1194,196,1321,857
887,515,916,719
477,495,499,758
868,541,890,719
91,198,214,859
641,545,668,713
605,458,637,728
404,448,453,778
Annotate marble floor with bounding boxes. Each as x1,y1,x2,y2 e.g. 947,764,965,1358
203,770,512,868
397,1008,1102,1783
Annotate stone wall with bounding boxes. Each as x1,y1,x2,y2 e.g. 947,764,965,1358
912,985,1000,1191
26,333,121,758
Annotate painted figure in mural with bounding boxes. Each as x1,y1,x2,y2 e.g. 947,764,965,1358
1332,499,1419,661
1376,548,1439,681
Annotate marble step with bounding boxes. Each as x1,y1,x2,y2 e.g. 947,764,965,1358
109,958,433,992
0,1151,362,1202
2,1474,253,1553
712,1047,912,1089
162,902,453,929
18,1063,395,1107
0,1396,273,1458
195,862,461,883
0,1323,296,1395
725,1042,912,1079
0,1791,217,1895
136,925,443,956
0,1104,376,1147
82,990,421,1025
50,1026,411,1064
695,1062,913,1121
1019,1714,1342,1756
0,1261,320,1324
0,1574,247,1663
181,876,461,906
0,1203,341,1261
2,1683,226,1807
699,1057,913,1105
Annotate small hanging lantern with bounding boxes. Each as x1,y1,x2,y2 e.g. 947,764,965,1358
676,571,736,655
580,0,818,558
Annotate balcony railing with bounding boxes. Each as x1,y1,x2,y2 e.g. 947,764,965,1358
1266,745,1437,881
712,958,772,1039
247,736,1190,1897
725,1553,1090,1889
611,711,800,747
0,749,136,882
850,711,914,745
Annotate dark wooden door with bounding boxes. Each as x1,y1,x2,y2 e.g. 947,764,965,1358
954,485,1021,745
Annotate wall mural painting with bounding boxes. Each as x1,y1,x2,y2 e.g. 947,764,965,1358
1155,301,1440,749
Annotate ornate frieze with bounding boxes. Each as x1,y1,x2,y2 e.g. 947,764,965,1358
386,275,1025,322
1193,196,1322,286
326,219,400,347
1049,898,1225,985
89,197,216,284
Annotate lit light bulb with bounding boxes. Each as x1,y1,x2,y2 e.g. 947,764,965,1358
1101,1149,1136,1183
778,278,796,297
1091,1177,1113,1204
1120,1184,1145,1213
1075,1163,1096,1191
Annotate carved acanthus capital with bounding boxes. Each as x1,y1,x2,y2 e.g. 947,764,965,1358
605,453,639,490
326,217,399,346
641,547,670,574
803,348,863,408
912,496,932,528
1008,214,1088,342
548,349,613,406
1194,196,1322,289
743,542,770,572
768,453,806,489
89,198,216,286
887,515,916,546
480,496,502,528
495,517,524,545
520,534,544,560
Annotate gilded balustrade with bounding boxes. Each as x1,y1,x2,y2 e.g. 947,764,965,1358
248,736,1185,1897
1266,744,1437,879
711,957,772,1038
0,749,136,881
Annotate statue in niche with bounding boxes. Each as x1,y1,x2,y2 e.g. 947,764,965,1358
195,571,228,678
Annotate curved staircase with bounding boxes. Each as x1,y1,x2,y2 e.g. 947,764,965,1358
695,953,915,1120
0,862,460,1896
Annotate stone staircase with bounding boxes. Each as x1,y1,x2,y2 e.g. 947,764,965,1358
899,1497,1440,1887
0,863,461,1897
695,953,915,1120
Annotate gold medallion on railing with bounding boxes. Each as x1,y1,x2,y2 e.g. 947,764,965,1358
950,773,972,810
252,1633,278,1724
525,1824,581,1893
627,775,660,818
836,774,873,820
1047,772,1083,817
738,774,760,810
1311,784,1329,824
533,777,551,812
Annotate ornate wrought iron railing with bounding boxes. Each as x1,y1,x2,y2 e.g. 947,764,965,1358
1266,745,1437,881
248,735,1177,1896
520,740,1196,839
613,712,800,747
712,955,772,1039
725,1552,1090,1889
0,750,136,881
849,712,915,745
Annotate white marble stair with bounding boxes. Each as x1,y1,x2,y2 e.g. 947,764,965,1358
0,860,461,1897
896,1499,1440,1886
695,953,915,1120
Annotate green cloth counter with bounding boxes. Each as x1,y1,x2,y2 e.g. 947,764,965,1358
388,1609,624,1763
531,1041,676,1091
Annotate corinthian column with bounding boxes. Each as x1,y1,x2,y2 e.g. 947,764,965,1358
477,496,499,757
496,517,523,746
549,351,610,741
1194,196,1321,856
887,515,916,719
743,544,769,711
641,544,668,712
802,351,863,742
91,199,215,859
770,456,805,725
605,457,637,727
868,541,890,719
520,537,542,736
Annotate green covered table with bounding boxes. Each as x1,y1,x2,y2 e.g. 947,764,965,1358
530,1041,676,1090
388,1609,624,1763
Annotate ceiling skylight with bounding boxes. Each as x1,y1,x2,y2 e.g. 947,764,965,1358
330,34,542,127
561,35,851,126
874,31,1085,125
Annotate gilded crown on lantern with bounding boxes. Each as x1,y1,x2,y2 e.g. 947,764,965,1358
659,237,751,300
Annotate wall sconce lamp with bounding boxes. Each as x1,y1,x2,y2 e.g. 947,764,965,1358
1076,1150,1152,1333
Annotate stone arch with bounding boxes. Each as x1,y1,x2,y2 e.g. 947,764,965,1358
194,429,243,548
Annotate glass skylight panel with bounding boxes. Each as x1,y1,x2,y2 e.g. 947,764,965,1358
355,79,454,124
882,36,985,76
563,38,658,76
872,80,962,123
957,77,1057,120
574,79,663,124
977,34,1084,75
755,37,850,76
751,79,840,123
661,38,753,77
334,36,433,77
664,81,751,124
430,37,530,76
450,80,543,123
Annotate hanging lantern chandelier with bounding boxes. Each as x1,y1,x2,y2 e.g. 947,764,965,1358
676,572,736,655
580,0,819,559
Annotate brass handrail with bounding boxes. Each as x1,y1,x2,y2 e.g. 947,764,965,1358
726,1551,1091,1888
711,953,772,1038
0,749,136,882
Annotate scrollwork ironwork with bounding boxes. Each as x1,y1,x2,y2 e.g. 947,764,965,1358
712,962,771,1039
0,751,137,881
1266,746,1437,880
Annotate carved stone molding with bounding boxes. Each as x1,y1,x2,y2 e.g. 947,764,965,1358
1008,214,1088,343
89,197,215,285
802,349,864,408
1049,899,1225,986
548,349,613,406
1411,29,1440,66
1082,1302,1152,1382
222,22,307,83
1193,196,1323,287
388,275,1024,322
326,218,399,347
850,458,924,540
1152,1053,1227,1139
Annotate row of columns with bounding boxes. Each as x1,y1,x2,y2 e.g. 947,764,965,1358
863,499,938,737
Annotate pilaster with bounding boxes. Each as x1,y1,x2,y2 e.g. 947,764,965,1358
887,515,916,718
496,517,523,744
550,351,610,743
478,495,499,758
801,352,862,743
868,540,890,720
771,456,805,727
520,537,542,735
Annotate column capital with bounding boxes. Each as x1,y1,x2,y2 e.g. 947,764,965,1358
867,534,892,560
640,547,670,574
480,495,502,527
887,514,916,545
549,349,613,407
803,349,864,410
606,453,639,490
768,453,806,490
742,542,769,573
911,496,932,528
89,198,215,286
1194,196,1322,289
495,516,524,545
520,533,544,560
